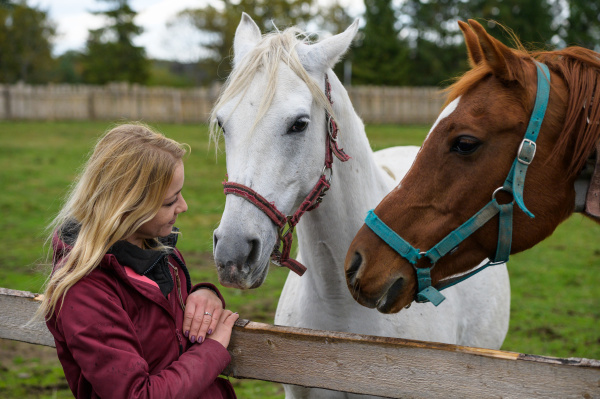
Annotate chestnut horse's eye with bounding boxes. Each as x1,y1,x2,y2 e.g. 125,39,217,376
451,135,481,155
289,118,309,134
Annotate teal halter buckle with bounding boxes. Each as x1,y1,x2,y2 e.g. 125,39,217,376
365,62,551,306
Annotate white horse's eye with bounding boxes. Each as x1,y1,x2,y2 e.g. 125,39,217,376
217,120,226,135
289,118,309,134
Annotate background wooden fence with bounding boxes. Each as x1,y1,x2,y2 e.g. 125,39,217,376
1,287,599,398
0,83,445,124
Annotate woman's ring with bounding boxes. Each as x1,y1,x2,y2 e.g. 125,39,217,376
204,312,212,317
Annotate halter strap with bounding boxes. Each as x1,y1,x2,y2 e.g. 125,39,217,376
365,62,551,306
223,74,350,276
325,74,350,167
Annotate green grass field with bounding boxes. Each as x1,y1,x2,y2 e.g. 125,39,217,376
1,120,598,398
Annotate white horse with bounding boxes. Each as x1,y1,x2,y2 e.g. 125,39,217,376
212,14,511,399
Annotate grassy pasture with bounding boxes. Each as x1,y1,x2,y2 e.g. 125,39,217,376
0,120,598,398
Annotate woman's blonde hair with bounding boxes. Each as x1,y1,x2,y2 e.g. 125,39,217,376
37,123,188,320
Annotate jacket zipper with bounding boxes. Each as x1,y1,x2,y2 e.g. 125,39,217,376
175,328,184,356
170,261,186,356
168,261,186,313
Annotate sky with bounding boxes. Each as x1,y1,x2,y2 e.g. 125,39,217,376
34,0,365,62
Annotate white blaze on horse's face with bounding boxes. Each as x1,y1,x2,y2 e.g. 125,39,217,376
212,13,358,289
424,97,461,143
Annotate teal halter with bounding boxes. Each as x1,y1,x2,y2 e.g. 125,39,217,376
366,62,551,306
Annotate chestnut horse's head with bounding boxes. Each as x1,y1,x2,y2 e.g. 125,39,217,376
345,19,600,313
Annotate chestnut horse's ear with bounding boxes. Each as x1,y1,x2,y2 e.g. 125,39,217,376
458,20,483,66
466,19,525,84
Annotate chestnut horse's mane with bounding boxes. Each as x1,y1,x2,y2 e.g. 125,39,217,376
445,45,600,179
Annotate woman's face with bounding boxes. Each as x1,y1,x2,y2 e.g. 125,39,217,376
127,160,188,247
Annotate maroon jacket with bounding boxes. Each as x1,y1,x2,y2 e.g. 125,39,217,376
46,230,236,399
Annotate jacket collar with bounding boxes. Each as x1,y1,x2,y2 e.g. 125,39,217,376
57,220,181,297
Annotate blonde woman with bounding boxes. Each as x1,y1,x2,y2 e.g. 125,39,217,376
39,123,238,398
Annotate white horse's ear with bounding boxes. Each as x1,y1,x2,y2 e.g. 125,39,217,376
304,19,359,71
233,13,262,66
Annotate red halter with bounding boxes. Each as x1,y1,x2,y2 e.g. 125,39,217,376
222,74,351,275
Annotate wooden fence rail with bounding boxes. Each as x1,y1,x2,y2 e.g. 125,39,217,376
1,287,599,398
0,83,445,125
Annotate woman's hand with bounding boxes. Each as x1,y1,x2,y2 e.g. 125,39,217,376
183,289,223,344
207,310,239,349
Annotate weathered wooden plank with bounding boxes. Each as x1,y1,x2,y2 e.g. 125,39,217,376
225,320,600,398
1,288,599,398
0,287,53,347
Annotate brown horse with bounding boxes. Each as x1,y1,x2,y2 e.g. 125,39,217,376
345,19,600,313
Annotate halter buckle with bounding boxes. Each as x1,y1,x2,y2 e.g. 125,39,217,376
517,139,536,165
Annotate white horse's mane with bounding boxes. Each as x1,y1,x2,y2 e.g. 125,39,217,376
209,26,335,146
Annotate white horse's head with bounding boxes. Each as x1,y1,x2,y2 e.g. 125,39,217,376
211,13,358,289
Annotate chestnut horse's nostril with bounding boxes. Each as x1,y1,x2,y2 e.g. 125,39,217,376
377,277,405,313
346,252,363,286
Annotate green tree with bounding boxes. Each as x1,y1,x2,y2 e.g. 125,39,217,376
399,0,556,86
396,0,600,86
81,0,149,84
0,0,55,83
351,0,409,86
169,0,352,84
54,50,84,84
561,0,600,51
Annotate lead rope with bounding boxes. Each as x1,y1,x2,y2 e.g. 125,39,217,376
222,74,351,276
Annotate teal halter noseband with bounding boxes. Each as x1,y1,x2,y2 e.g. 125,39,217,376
366,62,551,306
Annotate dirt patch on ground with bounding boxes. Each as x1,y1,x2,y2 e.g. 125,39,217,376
0,338,61,369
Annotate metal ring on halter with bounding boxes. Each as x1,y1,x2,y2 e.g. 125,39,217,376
492,186,514,203
204,312,212,317
327,115,338,142
321,165,333,184
271,257,283,268
417,251,437,268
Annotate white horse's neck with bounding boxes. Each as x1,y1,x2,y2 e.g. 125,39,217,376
295,72,392,303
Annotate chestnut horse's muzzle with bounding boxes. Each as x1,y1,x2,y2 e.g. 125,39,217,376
359,62,551,307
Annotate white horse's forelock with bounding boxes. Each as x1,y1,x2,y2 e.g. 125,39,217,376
209,27,335,149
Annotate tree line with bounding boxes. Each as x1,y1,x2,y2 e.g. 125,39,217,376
1,0,598,87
